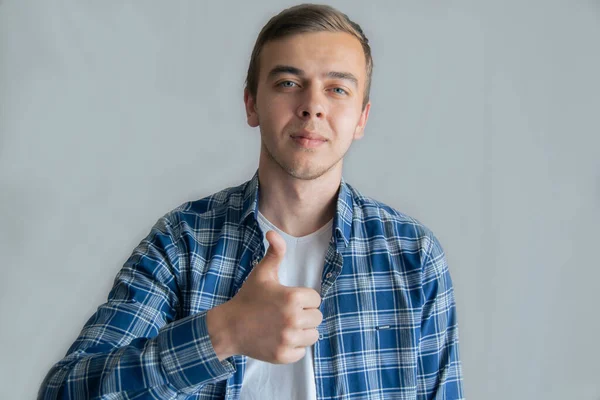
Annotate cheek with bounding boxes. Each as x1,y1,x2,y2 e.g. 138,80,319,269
259,95,293,124
330,106,362,134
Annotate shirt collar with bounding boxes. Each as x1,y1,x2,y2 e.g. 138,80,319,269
239,169,352,247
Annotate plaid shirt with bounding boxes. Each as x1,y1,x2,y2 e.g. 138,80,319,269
39,170,464,399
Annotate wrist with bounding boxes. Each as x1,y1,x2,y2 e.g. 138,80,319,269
206,302,238,361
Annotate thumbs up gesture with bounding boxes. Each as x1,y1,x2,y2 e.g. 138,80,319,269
225,230,323,364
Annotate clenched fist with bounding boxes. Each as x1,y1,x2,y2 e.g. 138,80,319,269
207,230,323,364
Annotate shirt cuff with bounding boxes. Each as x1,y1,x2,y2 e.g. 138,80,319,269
157,310,236,393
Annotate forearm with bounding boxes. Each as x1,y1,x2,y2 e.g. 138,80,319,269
38,311,236,399
416,233,464,399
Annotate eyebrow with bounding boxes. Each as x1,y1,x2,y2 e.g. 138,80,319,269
267,65,359,88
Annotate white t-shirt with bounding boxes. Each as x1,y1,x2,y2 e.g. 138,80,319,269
239,211,333,400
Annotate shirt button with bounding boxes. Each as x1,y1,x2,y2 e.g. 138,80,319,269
252,259,258,266
325,272,333,278
319,333,324,340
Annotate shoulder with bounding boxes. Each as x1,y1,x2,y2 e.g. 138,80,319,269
155,180,249,235
345,182,445,265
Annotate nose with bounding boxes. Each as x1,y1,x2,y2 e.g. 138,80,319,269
296,87,326,120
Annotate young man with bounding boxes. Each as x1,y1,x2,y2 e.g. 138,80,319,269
39,4,464,399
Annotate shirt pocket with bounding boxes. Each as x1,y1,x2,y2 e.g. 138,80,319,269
330,324,417,395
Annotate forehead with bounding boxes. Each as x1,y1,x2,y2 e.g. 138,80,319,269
259,31,367,83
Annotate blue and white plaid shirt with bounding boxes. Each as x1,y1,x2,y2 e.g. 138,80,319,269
39,170,464,399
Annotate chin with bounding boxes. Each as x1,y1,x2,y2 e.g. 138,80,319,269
282,161,337,181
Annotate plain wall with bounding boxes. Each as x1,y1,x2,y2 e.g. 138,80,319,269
1,1,598,398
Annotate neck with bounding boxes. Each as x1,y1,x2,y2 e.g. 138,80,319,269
257,156,341,238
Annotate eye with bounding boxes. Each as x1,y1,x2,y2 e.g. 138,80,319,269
331,87,348,95
278,81,298,88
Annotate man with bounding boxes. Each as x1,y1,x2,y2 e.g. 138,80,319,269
39,4,464,399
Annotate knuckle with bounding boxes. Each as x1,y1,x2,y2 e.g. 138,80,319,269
317,311,324,325
274,345,289,363
312,329,320,342
280,328,294,345
314,291,322,302
282,313,296,328
297,347,307,361
284,290,300,305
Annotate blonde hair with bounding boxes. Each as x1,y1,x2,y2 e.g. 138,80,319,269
245,4,373,110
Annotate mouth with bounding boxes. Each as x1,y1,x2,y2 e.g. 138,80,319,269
290,132,328,148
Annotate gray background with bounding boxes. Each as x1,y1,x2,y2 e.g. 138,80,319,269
1,1,599,399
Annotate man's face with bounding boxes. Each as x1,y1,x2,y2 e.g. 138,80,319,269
244,31,371,181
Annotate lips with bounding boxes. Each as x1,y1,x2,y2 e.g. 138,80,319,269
290,131,327,141
290,134,327,149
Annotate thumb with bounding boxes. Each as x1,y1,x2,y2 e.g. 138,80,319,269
258,230,286,279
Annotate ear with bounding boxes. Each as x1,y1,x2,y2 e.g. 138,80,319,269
353,101,371,140
244,88,259,128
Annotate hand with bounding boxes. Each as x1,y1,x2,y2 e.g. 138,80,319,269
226,230,323,364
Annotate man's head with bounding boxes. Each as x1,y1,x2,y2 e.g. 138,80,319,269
245,4,373,110
244,4,373,181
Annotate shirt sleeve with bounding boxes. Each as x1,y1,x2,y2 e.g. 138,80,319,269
37,215,236,399
416,233,465,400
